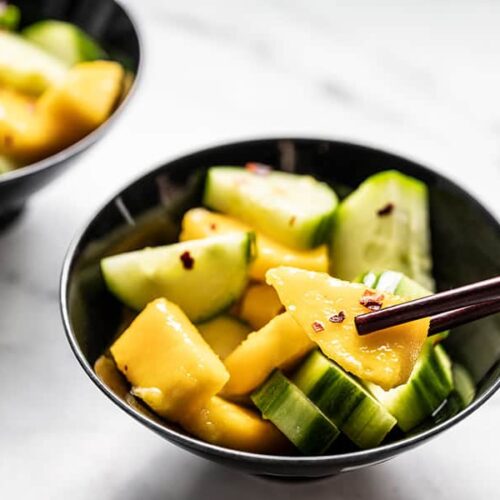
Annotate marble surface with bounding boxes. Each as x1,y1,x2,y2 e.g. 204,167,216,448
1,0,499,498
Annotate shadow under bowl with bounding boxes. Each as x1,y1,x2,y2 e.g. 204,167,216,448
60,138,500,478
0,0,142,226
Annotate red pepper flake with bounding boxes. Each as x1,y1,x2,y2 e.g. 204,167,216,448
124,365,128,372
245,162,271,175
329,311,346,323
377,202,394,216
359,290,384,311
312,321,325,333
209,223,217,230
3,135,13,147
180,250,195,270
289,216,296,226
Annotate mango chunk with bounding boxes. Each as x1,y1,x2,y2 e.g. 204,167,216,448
267,267,430,390
223,312,315,396
38,60,123,141
0,87,42,160
180,208,329,281
0,61,123,163
197,315,251,360
181,396,287,453
110,298,229,420
239,283,284,330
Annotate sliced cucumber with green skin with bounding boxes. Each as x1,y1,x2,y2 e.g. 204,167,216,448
251,370,340,455
331,170,434,290
0,31,68,95
0,4,20,31
432,363,475,423
366,343,453,432
203,166,338,250
412,363,476,432
358,269,429,297
357,270,448,343
450,363,476,407
293,350,396,448
23,20,106,67
101,233,254,323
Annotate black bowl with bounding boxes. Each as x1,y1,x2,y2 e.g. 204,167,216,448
0,0,142,227
60,138,500,479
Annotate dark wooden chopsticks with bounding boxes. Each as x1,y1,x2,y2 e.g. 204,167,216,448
427,298,500,335
355,276,500,336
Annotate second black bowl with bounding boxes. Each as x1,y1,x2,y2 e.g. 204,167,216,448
0,0,142,227
61,138,500,478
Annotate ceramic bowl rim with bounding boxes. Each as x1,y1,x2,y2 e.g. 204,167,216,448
60,137,500,467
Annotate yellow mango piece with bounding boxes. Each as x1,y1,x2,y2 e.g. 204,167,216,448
110,298,229,421
38,60,123,140
0,88,36,128
267,267,430,390
180,396,287,453
180,208,329,281
94,355,129,399
223,312,315,396
239,283,284,330
197,315,251,360
0,87,42,161
0,61,123,163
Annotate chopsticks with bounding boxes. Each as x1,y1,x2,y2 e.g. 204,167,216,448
426,298,500,335
355,276,500,336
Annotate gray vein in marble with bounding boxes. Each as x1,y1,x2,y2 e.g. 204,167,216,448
149,8,409,130
144,2,452,139
377,53,438,97
319,79,358,105
156,0,500,149
266,0,343,33
318,78,411,125
0,271,58,302
147,6,273,63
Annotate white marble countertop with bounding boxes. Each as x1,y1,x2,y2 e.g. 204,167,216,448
1,1,499,498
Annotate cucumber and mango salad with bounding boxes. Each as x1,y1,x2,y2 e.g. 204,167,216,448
0,3,129,173
97,165,475,455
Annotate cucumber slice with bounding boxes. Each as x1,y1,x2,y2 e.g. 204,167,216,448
366,343,453,432
331,170,434,290
357,270,448,343
412,363,476,432
0,31,68,95
434,363,475,422
251,370,340,454
450,362,476,407
293,350,396,448
0,4,20,31
197,315,251,360
23,20,106,67
101,233,254,323
203,166,338,249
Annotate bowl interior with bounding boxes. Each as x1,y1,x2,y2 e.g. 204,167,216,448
62,138,500,477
